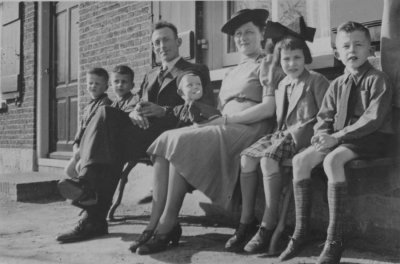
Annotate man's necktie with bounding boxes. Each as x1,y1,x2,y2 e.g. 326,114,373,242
158,66,168,85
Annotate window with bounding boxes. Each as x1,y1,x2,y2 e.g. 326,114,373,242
0,2,21,99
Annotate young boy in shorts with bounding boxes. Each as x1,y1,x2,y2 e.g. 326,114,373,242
64,68,112,179
279,21,393,264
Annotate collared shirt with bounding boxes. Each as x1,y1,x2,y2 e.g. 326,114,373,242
315,61,394,140
112,92,139,113
162,56,181,74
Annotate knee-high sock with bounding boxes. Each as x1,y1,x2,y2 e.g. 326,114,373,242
240,171,258,224
292,179,312,240
326,182,348,242
261,172,282,229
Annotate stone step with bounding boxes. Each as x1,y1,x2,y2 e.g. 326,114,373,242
0,172,64,202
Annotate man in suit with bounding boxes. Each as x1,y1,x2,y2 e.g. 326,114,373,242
56,21,213,243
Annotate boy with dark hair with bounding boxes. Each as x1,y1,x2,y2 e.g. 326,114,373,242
279,21,393,264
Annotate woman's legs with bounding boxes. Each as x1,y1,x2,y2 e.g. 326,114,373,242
225,155,260,252
155,164,190,234
145,156,171,231
239,155,261,224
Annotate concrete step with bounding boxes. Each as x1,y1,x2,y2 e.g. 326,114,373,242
0,172,64,202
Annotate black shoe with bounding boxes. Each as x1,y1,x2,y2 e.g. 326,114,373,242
316,240,344,264
58,179,97,206
244,226,274,253
278,236,307,261
225,219,259,253
136,223,182,255
129,229,154,252
137,190,153,204
56,218,108,243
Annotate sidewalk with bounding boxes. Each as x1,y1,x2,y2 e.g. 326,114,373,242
1,194,399,264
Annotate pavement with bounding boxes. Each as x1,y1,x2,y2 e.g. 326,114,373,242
0,166,399,264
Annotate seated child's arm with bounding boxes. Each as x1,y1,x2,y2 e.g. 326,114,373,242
190,101,221,124
313,83,337,136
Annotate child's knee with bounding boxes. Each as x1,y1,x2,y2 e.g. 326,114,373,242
240,155,259,172
292,151,312,173
260,157,279,176
323,150,350,172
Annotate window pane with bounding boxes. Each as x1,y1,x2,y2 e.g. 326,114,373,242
56,10,67,84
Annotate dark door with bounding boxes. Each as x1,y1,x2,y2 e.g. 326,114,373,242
49,2,79,157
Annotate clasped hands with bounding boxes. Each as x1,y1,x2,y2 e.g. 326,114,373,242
311,134,340,152
129,101,165,129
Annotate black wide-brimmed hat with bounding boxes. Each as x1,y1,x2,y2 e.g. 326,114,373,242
221,9,269,35
265,16,316,42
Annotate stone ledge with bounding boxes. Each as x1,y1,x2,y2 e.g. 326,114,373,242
0,172,64,202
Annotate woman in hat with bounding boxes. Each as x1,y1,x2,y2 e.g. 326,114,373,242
130,9,285,255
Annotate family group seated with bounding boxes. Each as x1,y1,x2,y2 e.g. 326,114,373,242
55,7,395,264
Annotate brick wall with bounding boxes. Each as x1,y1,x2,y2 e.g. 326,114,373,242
0,2,36,150
78,1,153,113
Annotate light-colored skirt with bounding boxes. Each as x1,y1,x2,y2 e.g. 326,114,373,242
147,119,273,210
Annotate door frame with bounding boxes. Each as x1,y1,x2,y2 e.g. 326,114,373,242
37,2,51,162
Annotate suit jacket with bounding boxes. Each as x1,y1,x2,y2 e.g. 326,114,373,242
275,69,329,150
138,58,214,128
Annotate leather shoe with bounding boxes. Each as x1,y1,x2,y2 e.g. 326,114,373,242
225,218,259,253
316,240,344,264
129,229,154,252
244,226,274,253
279,236,307,261
136,223,182,255
56,218,108,243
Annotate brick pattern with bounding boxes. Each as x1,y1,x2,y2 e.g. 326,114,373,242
0,2,154,149
0,2,37,149
78,2,153,113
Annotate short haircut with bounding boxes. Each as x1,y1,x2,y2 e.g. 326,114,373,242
153,21,178,38
112,65,134,82
87,67,109,83
273,36,313,65
336,21,371,43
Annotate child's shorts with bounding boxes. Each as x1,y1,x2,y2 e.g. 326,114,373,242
241,131,296,162
341,132,392,158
